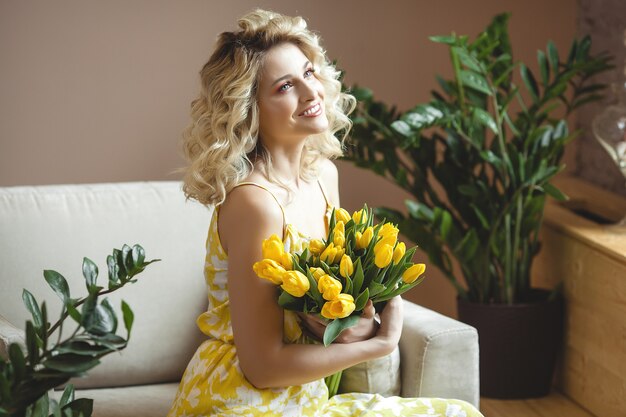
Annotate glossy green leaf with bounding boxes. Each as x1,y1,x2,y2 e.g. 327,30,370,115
520,64,539,102
350,86,373,102
537,50,550,85
121,245,133,274
453,46,483,72
323,315,360,346
543,183,568,201
100,299,118,334
107,254,120,286
44,270,70,302
59,384,75,408
9,343,26,382
83,303,115,336
131,245,145,268
22,289,43,329
60,398,93,417
82,258,98,291
429,34,457,45
31,393,49,417
440,210,453,241
547,40,559,70
43,354,100,373
391,120,413,138
473,108,498,133
459,70,492,95
26,321,39,364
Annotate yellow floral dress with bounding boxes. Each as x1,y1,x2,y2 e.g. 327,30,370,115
167,181,483,417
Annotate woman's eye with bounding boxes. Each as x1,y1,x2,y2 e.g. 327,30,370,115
304,68,316,77
279,82,292,92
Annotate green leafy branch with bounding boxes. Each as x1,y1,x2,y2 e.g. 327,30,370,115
0,244,159,417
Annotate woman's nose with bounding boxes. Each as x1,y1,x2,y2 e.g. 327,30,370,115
299,81,317,101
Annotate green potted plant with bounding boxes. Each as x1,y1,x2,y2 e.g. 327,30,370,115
343,13,612,398
0,244,158,417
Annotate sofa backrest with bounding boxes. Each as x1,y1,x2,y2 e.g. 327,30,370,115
0,181,210,388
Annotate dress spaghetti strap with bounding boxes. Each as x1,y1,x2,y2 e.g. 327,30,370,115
230,182,287,229
316,178,332,208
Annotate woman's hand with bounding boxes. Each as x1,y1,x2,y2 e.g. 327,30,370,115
375,296,404,354
298,300,377,343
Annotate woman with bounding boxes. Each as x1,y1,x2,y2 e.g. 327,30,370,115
168,9,483,416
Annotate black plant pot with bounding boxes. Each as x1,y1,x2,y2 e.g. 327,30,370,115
457,289,564,399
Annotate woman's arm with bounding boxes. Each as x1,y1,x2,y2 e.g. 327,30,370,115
220,185,401,389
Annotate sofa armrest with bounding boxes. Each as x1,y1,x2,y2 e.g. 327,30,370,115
0,314,26,359
399,299,479,408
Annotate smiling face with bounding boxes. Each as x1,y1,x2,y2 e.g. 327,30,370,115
256,42,328,147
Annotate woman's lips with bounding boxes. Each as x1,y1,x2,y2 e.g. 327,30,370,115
300,103,322,117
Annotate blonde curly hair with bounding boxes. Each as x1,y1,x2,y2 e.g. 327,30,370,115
181,9,356,206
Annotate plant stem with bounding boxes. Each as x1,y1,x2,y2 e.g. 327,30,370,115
450,45,467,114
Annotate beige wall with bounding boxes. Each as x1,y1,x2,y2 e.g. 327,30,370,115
0,0,577,317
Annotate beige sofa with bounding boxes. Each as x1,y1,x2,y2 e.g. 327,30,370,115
0,182,479,416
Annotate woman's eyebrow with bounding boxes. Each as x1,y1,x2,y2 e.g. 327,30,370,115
271,61,311,86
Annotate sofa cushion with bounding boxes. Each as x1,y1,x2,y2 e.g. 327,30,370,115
51,382,179,417
339,345,401,397
0,182,210,388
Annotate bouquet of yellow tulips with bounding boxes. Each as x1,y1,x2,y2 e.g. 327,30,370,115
253,204,426,347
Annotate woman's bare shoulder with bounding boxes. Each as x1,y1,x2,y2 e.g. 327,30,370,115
219,183,284,254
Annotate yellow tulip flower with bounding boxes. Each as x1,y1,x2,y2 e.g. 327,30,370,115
357,227,374,250
262,234,285,263
339,254,354,278
402,263,426,284
321,294,356,319
252,259,286,285
352,208,368,224
335,208,351,225
318,274,342,300
309,267,326,282
375,234,397,253
320,243,343,264
281,252,293,270
374,244,394,268
379,223,399,239
281,270,310,297
393,242,406,265
308,239,325,256
333,221,345,248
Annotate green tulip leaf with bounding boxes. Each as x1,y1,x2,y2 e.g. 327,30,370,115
354,288,370,311
323,315,360,346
